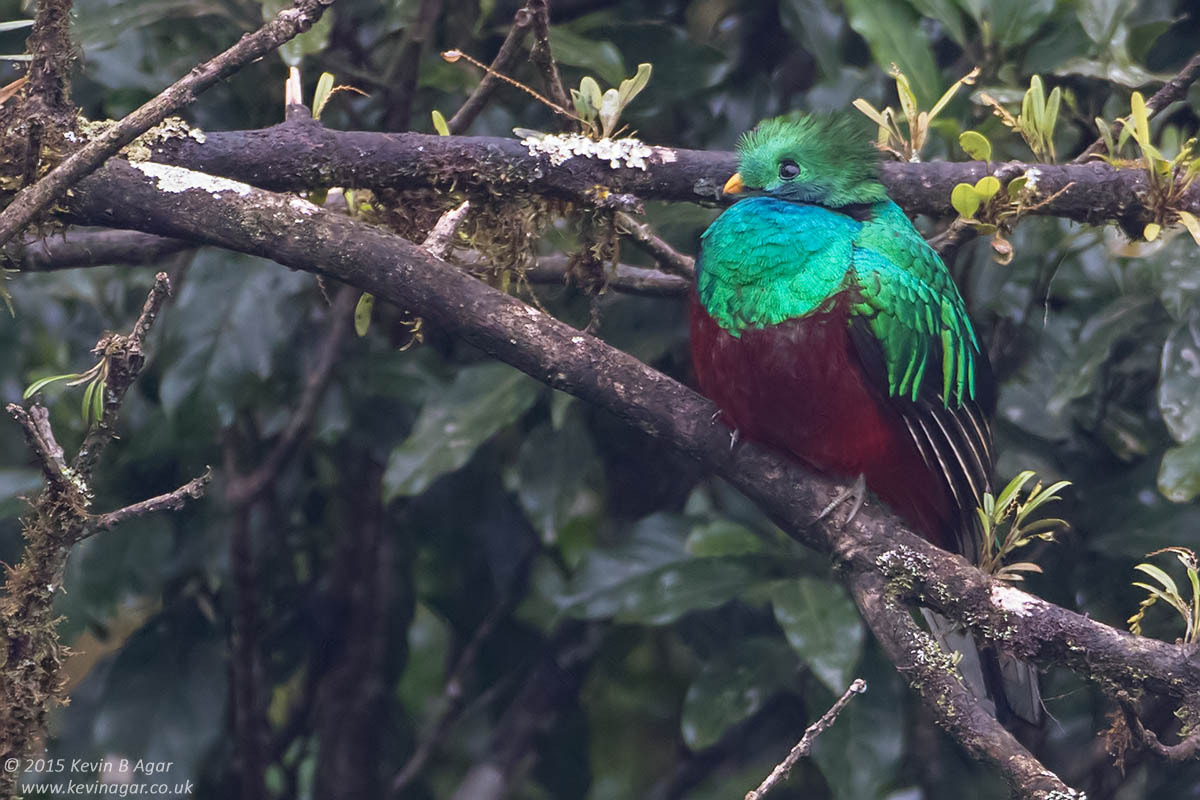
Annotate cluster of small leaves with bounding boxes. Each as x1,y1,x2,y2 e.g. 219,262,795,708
1099,92,1200,244
853,66,978,162
975,471,1070,581
568,63,651,140
978,75,1063,163
23,348,111,426
1127,547,1199,644
948,167,1060,265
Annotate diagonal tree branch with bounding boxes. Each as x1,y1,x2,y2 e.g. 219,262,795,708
746,678,867,800
55,159,1200,796
445,3,537,134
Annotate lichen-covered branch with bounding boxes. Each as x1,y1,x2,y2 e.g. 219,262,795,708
84,469,212,538
53,159,1200,797
143,117,1200,232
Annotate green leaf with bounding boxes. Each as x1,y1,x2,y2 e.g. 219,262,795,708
906,0,968,44
974,175,1001,201
158,252,310,425
1158,439,1200,503
950,183,981,219
780,0,847,78
959,130,992,161
1075,0,1134,45
842,0,941,107
578,75,603,114
311,72,335,120
81,377,98,425
504,410,600,545
430,109,450,136
770,578,865,694
1095,116,1115,154
1130,91,1151,146
383,361,541,500
685,520,766,557
1134,562,1182,599
354,292,374,337
986,0,1055,48
617,63,652,109
23,371,83,400
1044,86,1062,140
680,637,798,750
549,26,626,86
598,87,620,138
1158,316,1200,443
1177,211,1200,246
560,553,797,625
551,513,801,625
1049,294,1155,414
852,98,891,130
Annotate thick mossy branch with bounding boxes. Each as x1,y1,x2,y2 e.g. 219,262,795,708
144,117,1200,233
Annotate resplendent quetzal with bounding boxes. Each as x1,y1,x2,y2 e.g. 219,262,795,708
689,114,1041,725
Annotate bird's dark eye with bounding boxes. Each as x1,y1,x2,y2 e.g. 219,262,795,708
779,159,801,180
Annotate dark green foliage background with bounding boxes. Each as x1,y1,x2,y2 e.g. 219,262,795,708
2,0,1200,797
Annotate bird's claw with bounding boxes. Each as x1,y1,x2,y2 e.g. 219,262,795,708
729,428,740,450
816,474,868,526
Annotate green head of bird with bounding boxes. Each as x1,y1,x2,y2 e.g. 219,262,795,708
723,114,889,208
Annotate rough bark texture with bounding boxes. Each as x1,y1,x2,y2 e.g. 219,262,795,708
144,117,1199,230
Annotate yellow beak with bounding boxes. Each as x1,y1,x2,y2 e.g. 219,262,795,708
723,172,745,195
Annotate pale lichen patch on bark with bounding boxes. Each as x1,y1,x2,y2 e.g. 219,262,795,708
131,161,251,198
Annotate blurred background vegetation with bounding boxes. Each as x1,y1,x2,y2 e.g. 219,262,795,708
2,0,1200,797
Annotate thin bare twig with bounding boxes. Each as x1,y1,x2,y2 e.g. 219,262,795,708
226,285,356,506
614,211,695,278
524,255,688,296
389,586,523,795
446,5,537,134
1074,52,1200,163
383,0,442,130
0,0,339,250
525,0,572,127
4,229,194,271
746,678,867,800
83,469,212,537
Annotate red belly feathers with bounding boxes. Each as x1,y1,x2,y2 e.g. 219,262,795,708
689,290,957,550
